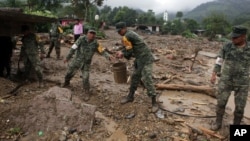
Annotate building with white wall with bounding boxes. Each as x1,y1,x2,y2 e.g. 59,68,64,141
163,10,168,21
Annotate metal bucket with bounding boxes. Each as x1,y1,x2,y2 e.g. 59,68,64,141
112,62,127,83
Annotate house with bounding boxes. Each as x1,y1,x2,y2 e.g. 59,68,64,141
135,24,161,33
59,18,84,27
0,8,57,36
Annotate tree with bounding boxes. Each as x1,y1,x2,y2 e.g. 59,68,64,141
71,0,104,21
184,18,199,32
202,12,231,40
0,0,24,7
137,9,156,25
176,11,183,19
113,6,137,26
25,0,62,12
99,5,112,23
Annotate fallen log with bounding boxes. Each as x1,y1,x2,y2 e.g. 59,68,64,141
155,84,216,98
198,126,225,140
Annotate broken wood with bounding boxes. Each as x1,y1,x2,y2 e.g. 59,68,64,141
185,123,203,134
198,126,225,140
171,136,188,141
192,102,207,105
189,47,202,72
155,84,216,98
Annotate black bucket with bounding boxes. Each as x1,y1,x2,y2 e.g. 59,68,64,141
112,62,127,83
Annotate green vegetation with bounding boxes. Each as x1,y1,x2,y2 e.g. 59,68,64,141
0,0,250,41
8,127,21,135
25,10,57,18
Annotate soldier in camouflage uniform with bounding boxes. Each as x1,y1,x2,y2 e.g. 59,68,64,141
46,21,63,59
20,25,46,88
115,22,159,113
210,26,250,130
62,28,114,101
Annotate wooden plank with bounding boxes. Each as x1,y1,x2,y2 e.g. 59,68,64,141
198,51,217,58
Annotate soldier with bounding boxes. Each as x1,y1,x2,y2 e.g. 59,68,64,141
210,26,250,130
62,28,114,101
115,22,159,113
20,25,46,88
0,36,13,78
46,21,63,59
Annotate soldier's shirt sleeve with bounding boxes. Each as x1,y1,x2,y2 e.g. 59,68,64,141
97,42,110,59
66,36,82,60
97,42,106,53
122,36,133,50
36,35,46,54
213,45,225,73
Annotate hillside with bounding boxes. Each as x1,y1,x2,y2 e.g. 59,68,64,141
184,0,250,23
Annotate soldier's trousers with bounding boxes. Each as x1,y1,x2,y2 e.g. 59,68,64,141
23,54,43,81
65,61,90,89
48,37,60,57
0,56,11,77
216,81,248,123
129,61,156,97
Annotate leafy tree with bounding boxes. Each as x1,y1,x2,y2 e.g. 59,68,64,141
137,9,156,25
113,6,137,26
176,11,183,19
25,0,62,12
0,0,24,7
202,12,231,40
99,5,112,23
71,0,104,21
183,18,199,32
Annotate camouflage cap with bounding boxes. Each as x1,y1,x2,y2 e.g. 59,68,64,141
115,22,126,32
231,25,248,38
88,28,96,34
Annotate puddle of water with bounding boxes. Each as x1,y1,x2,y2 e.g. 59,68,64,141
159,90,216,116
160,90,250,124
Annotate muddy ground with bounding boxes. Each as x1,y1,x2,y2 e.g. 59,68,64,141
1,27,250,141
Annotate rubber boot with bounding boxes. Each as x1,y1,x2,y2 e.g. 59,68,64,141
211,108,224,131
56,51,62,60
61,80,70,88
151,96,159,113
120,91,134,104
46,46,53,58
83,88,90,101
233,114,243,125
38,80,45,88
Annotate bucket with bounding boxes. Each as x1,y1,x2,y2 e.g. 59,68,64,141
112,62,127,83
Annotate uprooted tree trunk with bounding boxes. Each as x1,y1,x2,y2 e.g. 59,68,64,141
155,84,216,98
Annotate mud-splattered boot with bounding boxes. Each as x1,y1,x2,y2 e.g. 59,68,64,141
38,80,45,88
211,113,224,131
120,91,134,104
83,88,90,101
233,114,243,125
61,80,70,88
151,96,159,113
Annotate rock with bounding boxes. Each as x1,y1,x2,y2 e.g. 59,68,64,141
59,134,66,141
148,133,157,139
155,109,165,119
125,113,136,119
11,86,97,133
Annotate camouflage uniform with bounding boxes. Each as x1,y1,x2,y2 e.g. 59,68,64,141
213,41,250,126
21,33,45,82
64,35,110,90
47,23,62,59
122,30,156,97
